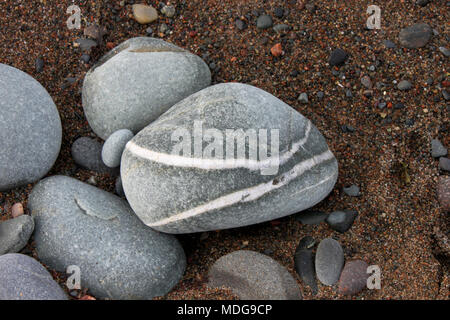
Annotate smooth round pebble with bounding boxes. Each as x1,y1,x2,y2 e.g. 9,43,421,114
102,129,134,168
256,15,273,29
315,238,345,286
71,137,118,174
132,4,158,24
338,260,369,295
325,210,358,233
11,203,24,218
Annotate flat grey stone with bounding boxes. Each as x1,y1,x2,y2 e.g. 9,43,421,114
273,24,290,33
383,40,396,48
315,238,345,286
121,83,338,233
399,23,432,48
294,236,318,294
0,63,62,191
298,92,308,104
102,129,134,168
82,37,211,139
431,139,447,158
338,260,369,295
208,250,302,300
295,210,328,225
325,210,358,233
0,253,67,300
0,215,34,255
256,15,273,29
397,80,412,91
28,175,186,300
71,137,118,174
439,157,450,172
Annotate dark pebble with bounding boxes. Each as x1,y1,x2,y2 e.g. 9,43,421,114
35,57,44,73
295,210,328,225
325,210,358,233
329,48,348,66
338,260,369,295
294,237,318,295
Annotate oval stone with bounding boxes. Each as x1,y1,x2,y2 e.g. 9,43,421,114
121,83,338,233
208,250,302,300
82,37,211,139
28,175,186,300
315,238,345,286
0,63,62,191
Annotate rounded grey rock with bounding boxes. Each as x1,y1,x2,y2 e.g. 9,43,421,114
0,215,35,255
102,129,134,168
439,157,450,172
82,37,211,139
431,139,447,158
28,175,186,300
208,250,302,300
0,253,67,300
399,23,432,49
325,210,358,233
256,15,273,29
0,63,62,191
71,137,118,174
397,80,412,91
121,83,338,234
315,238,345,286
343,184,360,197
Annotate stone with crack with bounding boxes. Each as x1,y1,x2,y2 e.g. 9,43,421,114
121,83,339,233
28,175,186,300
82,37,211,139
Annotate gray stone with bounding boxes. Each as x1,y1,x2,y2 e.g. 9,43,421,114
102,129,134,168
161,5,176,18
338,260,369,295
294,236,318,294
256,15,273,29
208,250,302,300
0,63,62,191
329,48,348,66
0,253,67,300
82,37,211,139
383,40,396,48
295,210,328,225
431,139,447,158
75,38,98,52
343,184,360,197
439,157,450,172
360,75,372,89
273,24,290,33
325,210,358,233
438,47,450,57
121,83,339,233
71,137,118,174
35,57,44,73
416,0,431,7
397,80,412,91
315,238,345,286
28,175,186,300
298,92,308,104
399,23,432,48
0,215,34,255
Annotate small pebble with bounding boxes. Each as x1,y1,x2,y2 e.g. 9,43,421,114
295,210,328,225
431,139,448,158
35,57,44,73
11,203,24,218
132,4,158,24
329,48,348,66
81,54,90,63
298,92,308,104
270,43,283,57
274,7,284,18
361,75,372,89
161,5,175,18
338,260,369,295
273,24,290,33
325,210,358,233
439,158,450,172
256,15,273,29
383,40,396,48
317,91,324,100
102,129,134,168
294,236,318,294
235,19,247,31
397,80,412,91
315,238,345,286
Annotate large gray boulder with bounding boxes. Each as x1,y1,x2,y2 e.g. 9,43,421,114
208,250,302,300
0,63,62,191
82,37,211,139
121,83,338,233
0,253,67,300
28,175,186,300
